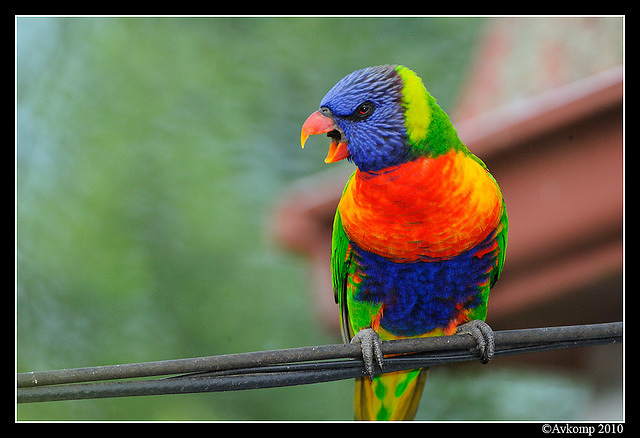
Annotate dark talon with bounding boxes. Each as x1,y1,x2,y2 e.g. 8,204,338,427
456,320,495,364
351,328,384,380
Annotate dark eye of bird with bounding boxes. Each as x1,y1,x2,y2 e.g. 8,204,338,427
346,101,375,121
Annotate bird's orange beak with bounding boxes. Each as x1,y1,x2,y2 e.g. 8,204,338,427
300,110,350,163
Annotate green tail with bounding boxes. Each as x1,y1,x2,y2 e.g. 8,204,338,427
354,368,429,421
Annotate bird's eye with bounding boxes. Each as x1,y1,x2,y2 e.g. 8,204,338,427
349,101,375,121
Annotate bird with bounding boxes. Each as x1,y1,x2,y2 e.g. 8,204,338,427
300,65,508,421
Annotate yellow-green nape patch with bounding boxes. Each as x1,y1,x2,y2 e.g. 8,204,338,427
395,65,432,145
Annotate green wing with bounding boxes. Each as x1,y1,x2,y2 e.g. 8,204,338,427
331,172,355,343
490,195,509,289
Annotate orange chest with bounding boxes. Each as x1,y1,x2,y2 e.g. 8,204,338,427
338,150,503,261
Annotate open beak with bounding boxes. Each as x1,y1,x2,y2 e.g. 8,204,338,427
300,110,350,163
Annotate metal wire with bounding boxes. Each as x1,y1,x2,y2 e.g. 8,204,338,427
17,321,622,403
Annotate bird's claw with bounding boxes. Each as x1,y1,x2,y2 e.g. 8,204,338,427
351,328,384,380
456,320,495,364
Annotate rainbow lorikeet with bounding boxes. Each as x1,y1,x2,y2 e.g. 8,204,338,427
300,65,508,421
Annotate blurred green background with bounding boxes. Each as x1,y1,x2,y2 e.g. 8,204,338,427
17,17,595,421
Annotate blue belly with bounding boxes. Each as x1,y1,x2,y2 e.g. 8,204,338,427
350,233,498,336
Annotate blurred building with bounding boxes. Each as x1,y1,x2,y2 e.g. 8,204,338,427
271,17,623,397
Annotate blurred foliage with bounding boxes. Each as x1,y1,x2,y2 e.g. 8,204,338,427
17,17,591,420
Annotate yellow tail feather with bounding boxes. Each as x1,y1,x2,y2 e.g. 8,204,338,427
354,368,429,421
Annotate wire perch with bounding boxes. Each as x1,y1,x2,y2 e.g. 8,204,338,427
17,322,622,403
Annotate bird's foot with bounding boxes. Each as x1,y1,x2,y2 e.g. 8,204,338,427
351,328,384,380
456,320,495,364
